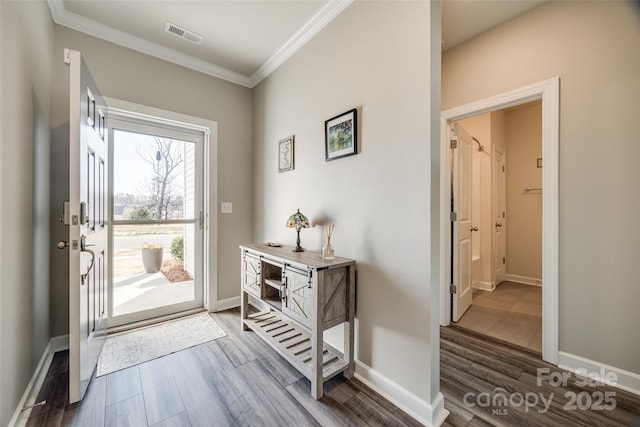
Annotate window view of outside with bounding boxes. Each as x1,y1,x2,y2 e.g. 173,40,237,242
112,130,196,316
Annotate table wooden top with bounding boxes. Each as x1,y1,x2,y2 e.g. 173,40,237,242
241,243,355,270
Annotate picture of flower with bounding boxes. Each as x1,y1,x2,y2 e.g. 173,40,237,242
328,120,353,152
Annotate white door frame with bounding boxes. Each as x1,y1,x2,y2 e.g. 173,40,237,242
439,77,560,364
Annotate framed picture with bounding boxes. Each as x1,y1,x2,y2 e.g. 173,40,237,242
325,108,357,161
278,135,294,173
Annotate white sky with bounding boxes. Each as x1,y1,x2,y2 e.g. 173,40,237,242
113,130,153,195
113,130,186,197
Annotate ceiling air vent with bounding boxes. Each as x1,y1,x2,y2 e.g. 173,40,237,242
164,21,203,45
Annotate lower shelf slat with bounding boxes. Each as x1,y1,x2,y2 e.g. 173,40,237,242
243,310,349,383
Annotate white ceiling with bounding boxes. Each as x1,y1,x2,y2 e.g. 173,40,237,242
49,0,546,88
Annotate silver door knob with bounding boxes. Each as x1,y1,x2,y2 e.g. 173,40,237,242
495,223,502,228
56,240,69,249
470,227,479,232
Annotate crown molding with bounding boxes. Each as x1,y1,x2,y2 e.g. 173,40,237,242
47,0,351,89
249,0,353,87
47,0,251,87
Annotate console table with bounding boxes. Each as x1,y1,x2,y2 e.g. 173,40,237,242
239,243,356,399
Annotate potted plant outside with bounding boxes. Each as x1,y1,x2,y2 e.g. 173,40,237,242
141,242,163,273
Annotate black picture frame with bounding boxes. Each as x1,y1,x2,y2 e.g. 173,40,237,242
325,108,357,161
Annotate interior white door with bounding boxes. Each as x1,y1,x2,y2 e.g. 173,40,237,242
68,49,109,403
494,146,506,285
452,123,473,322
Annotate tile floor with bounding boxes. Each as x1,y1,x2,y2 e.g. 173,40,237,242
455,281,542,352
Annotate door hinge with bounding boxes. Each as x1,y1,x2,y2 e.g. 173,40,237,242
450,212,457,222
450,284,457,294
450,139,458,149
502,211,505,218
199,211,204,230
502,165,505,172
503,257,506,265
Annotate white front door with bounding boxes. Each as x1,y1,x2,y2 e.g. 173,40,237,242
452,123,473,322
67,50,109,402
494,146,506,285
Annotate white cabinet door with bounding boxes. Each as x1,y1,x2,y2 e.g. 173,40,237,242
243,254,261,297
283,267,313,329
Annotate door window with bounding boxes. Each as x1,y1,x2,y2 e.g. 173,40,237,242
108,116,205,326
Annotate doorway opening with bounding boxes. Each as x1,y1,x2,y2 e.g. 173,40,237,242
440,78,559,364
450,100,542,353
108,113,206,328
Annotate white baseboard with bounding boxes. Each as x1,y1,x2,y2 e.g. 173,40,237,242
9,335,69,427
214,296,240,311
355,360,449,426
50,335,70,352
472,281,495,291
505,273,542,287
558,351,640,396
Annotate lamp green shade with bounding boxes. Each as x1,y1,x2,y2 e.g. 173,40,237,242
286,209,310,252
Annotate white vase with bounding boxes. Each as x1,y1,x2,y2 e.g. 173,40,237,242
142,248,163,273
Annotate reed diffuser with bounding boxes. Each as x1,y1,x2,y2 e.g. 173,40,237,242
322,223,335,260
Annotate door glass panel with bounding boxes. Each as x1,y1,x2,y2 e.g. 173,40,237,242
111,127,201,323
112,223,196,317
113,130,195,221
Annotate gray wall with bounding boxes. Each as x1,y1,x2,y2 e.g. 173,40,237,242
50,26,253,336
443,0,640,373
0,1,54,425
253,1,439,405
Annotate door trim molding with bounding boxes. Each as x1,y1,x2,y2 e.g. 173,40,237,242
439,77,560,364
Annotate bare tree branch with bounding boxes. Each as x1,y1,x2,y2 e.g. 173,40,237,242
135,137,184,219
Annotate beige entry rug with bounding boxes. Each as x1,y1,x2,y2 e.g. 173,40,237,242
96,313,226,377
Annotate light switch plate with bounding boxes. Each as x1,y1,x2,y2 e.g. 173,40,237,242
221,202,233,213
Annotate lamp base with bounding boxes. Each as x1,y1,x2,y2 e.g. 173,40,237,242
293,229,304,252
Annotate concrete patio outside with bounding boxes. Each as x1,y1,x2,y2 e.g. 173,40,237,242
113,270,194,316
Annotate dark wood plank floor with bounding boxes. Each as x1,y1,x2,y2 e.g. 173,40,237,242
440,325,640,427
26,308,422,427
26,310,640,427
